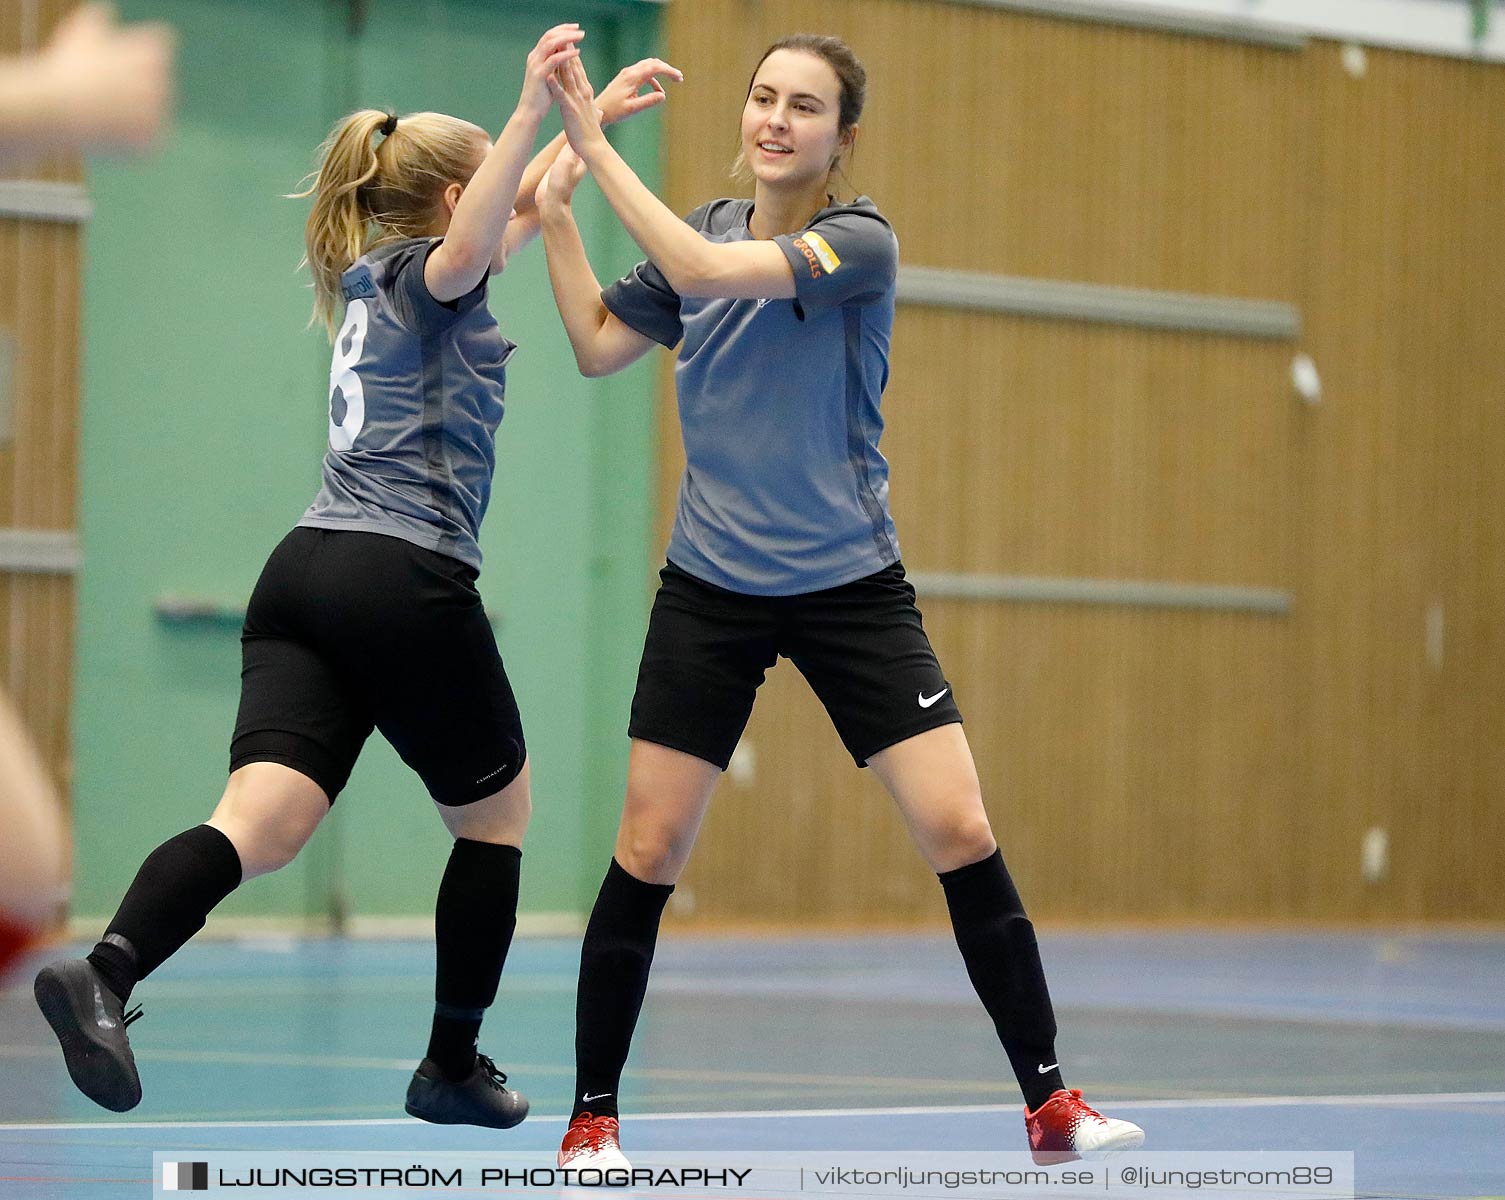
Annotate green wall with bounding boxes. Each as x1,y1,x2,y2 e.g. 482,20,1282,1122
73,0,661,924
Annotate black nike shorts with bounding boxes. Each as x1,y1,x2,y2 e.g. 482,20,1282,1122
230,527,525,806
629,559,963,770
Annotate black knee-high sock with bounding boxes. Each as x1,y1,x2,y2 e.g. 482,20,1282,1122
426,839,521,1081
86,825,244,1006
572,858,674,1120
939,848,1064,1110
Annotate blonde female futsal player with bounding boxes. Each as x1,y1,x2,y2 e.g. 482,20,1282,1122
537,35,1146,1167
33,26,678,1126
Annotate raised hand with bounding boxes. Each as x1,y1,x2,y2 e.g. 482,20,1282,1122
517,23,585,121
548,55,607,153
597,57,683,126
536,142,588,209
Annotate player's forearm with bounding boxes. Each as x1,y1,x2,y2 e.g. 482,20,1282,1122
487,209,541,276
502,209,541,256
573,135,713,296
443,107,544,274
540,200,615,377
511,130,566,219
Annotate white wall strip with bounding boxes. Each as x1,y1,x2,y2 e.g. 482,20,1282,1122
898,266,1301,339
0,180,92,223
153,596,248,625
944,0,1505,62
154,596,502,627
909,569,1292,614
69,911,584,941
0,529,80,574
944,0,1306,48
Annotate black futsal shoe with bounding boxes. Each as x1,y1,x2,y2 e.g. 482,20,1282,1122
404,1053,529,1129
33,958,145,1112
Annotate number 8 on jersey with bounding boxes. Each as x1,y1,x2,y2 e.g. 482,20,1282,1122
328,299,369,451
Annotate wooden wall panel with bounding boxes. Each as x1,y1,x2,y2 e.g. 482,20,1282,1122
1,0,83,800
650,4,1505,924
659,0,1307,296
1294,44,1505,922
682,604,1299,924
882,313,1302,585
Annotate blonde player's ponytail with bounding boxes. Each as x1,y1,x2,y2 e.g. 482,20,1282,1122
290,108,490,339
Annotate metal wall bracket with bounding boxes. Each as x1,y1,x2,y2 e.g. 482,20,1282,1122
0,181,92,223
898,266,1302,340
0,529,80,575
909,569,1291,614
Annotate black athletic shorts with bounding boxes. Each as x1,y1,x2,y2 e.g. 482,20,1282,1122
629,559,962,770
230,527,525,806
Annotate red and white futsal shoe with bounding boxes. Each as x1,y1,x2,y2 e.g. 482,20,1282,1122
1025,1089,1145,1164
559,1112,632,1171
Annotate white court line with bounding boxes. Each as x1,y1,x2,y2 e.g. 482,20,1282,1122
0,1045,1003,1092
588,1091,1505,1119
2,1091,1501,1132
1109,1091,1505,1111
11,976,1505,1034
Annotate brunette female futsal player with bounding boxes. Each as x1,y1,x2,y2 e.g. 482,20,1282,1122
538,35,1145,1167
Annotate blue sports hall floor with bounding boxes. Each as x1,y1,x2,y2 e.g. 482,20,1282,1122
1,931,1502,1198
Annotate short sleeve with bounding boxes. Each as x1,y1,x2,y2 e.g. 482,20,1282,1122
601,257,683,349
774,207,898,316
386,238,485,335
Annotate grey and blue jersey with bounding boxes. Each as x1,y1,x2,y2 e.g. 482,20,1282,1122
299,237,516,572
603,196,900,596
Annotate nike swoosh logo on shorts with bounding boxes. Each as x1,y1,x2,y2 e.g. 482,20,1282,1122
918,688,949,708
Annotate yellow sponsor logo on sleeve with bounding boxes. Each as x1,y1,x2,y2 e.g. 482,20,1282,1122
802,230,841,275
